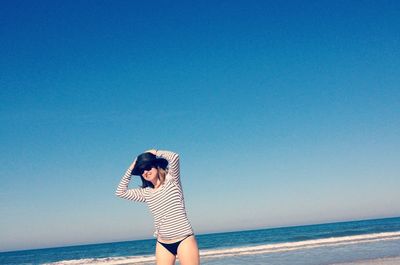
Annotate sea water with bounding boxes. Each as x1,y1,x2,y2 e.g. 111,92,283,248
1,217,400,265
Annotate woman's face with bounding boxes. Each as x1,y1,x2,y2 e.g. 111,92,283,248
142,166,159,184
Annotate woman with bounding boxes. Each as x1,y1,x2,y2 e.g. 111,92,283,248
115,149,200,265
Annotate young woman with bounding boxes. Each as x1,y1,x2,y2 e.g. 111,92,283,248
115,149,200,265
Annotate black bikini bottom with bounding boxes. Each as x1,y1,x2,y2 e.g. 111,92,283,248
158,234,193,256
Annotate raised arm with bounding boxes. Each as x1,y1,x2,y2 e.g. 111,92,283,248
155,149,180,181
115,161,146,202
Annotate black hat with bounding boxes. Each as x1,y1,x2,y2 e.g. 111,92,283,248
131,152,168,176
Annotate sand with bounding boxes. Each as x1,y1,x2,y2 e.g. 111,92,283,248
331,257,400,265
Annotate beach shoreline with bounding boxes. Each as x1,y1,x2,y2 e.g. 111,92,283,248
2,217,400,265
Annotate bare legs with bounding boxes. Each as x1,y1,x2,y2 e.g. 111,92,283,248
156,242,176,265
177,235,200,265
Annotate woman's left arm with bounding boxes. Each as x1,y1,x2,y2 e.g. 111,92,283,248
147,149,180,181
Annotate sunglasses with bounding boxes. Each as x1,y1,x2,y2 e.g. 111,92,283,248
139,164,155,175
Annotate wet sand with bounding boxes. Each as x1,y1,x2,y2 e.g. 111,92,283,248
332,256,400,265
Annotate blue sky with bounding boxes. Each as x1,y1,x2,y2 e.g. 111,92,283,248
1,0,399,252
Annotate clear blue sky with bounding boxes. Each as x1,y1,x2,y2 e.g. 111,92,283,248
1,0,399,252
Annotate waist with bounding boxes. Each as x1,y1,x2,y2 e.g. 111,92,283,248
158,234,194,244
154,222,193,240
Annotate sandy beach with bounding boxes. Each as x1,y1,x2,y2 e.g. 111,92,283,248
332,257,400,265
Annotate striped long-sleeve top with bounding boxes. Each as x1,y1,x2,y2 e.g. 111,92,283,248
115,150,194,240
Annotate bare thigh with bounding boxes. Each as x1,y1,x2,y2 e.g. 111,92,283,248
177,235,200,265
156,242,176,265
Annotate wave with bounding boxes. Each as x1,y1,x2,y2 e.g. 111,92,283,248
200,231,400,259
43,231,400,265
43,255,156,265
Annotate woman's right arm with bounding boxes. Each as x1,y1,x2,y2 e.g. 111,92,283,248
115,160,146,202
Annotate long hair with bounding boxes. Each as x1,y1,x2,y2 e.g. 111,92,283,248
140,166,167,188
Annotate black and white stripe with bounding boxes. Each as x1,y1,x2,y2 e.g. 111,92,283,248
115,150,193,240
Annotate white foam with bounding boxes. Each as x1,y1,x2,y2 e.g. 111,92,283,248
43,255,156,265
43,231,400,264
200,231,400,259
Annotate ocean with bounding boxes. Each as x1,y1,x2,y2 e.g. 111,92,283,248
1,217,400,265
